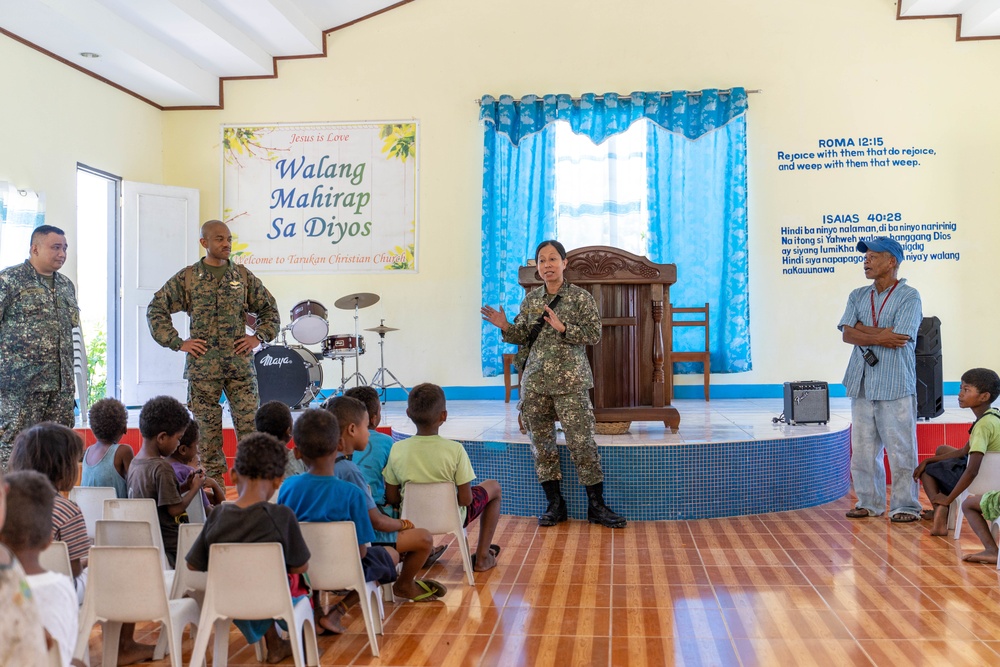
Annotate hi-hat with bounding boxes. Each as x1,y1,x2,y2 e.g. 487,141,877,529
364,324,399,334
334,292,380,310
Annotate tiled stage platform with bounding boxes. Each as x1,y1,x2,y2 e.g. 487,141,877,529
80,397,971,521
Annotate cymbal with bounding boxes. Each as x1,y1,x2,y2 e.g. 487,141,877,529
364,324,399,334
334,292,380,310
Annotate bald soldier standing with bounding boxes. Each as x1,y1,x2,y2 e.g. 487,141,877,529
0,226,81,470
147,220,279,488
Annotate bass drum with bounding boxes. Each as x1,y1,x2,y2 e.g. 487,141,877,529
253,345,323,409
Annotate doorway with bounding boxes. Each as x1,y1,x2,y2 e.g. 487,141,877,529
76,165,121,401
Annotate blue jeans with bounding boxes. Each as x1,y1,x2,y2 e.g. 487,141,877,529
850,395,921,517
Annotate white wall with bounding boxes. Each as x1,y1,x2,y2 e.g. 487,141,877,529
9,0,1000,394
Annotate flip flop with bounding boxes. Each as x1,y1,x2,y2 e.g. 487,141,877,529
845,508,872,519
422,543,448,569
920,509,935,521
469,544,501,568
410,579,448,601
891,513,920,524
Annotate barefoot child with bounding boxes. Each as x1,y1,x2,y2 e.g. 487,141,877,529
913,368,1000,535
383,383,503,573
323,396,444,601
80,398,133,498
186,432,310,663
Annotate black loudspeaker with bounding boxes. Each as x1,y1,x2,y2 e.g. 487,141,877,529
915,315,944,419
915,316,942,356
783,381,830,424
916,354,944,419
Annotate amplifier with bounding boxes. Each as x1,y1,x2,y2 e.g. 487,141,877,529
783,381,830,425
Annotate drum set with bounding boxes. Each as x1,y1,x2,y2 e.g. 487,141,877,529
252,292,407,409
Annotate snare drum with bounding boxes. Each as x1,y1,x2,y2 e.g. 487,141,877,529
289,300,329,345
254,345,323,408
321,334,366,358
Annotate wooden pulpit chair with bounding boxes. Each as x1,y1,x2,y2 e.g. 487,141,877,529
668,303,711,401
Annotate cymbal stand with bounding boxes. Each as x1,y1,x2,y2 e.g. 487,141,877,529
340,297,367,388
369,319,408,404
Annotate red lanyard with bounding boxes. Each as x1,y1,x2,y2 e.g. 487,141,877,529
870,280,899,328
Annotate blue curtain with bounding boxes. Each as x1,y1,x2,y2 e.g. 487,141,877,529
480,90,748,377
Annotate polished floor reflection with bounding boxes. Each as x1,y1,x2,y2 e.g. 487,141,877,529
84,487,1000,666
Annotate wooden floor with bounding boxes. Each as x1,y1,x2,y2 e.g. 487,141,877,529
85,490,1000,667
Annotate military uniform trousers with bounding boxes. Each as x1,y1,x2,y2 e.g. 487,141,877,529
520,389,604,486
0,389,76,471
188,373,259,486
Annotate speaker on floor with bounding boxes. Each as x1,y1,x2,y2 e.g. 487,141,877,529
783,381,829,425
915,316,942,356
916,353,944,419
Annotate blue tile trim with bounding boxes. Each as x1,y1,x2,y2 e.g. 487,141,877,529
389,427,852,521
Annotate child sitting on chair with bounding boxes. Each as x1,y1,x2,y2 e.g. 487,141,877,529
9,424,89,589
255,400,306,478
126,396,204,567
343,386,395,505
0,471,80,667
80,398,133,498
186,432,309,664
166,418,225,514
278,409,400,634
0,466,48,666
913,368,1000,536
323,396,445,601
383,383,503,572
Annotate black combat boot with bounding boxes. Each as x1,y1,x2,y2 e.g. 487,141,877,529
586,482,627,528
538,480,568,526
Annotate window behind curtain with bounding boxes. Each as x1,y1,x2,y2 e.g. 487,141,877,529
554,119,649,255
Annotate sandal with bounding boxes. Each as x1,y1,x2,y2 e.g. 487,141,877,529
422,543,448,569
845,508,873,519
469,544,501,568
890,513,920,524
410,579,448,601
920,508,935,521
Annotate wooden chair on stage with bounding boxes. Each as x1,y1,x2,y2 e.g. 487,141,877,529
502,353,520,403
667,303,711,401
518,246,680,431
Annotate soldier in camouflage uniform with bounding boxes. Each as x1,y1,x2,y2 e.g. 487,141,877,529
147,221,279,488
0,225,80,471
481,240,626,528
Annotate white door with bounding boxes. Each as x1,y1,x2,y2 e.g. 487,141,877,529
121,182,199,406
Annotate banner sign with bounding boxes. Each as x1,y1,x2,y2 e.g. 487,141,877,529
221,122,418,273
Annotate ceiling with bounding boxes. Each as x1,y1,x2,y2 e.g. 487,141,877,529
0,0,414,109
1,0,997,111
898,0,1000,39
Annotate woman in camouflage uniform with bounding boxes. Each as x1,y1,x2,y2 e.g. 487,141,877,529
481,240,625,528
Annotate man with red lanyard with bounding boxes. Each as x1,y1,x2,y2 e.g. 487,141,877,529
839,237,923,523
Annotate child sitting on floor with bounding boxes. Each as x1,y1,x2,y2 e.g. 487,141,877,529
0,466,48,666
278,409,401,634
323,396,445,600
80,398,133,498
255,400,306,478
0,471,79,667
186,432,310,663
383,383,503,572
9,424,90,588
126,395,204,567
914,368,1000,536
166,418,225,515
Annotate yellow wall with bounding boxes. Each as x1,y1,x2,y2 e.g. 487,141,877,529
0,35,163,285
7,0,1000,393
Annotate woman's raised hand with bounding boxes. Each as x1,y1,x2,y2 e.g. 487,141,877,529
480,304,509,331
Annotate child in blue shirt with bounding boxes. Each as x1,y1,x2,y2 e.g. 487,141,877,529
344,387,395,505
278,409,400,635
81,398,133,498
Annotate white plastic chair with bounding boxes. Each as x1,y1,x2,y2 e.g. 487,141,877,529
185,493,207,524
299,522,383,657
103,498,169,570
72,546,200,667
188,543,319,667
69,486,117,541
39,540,73,578
169,523,206,604
952,453,1000,539
400,482,475,586
94,519,154,548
